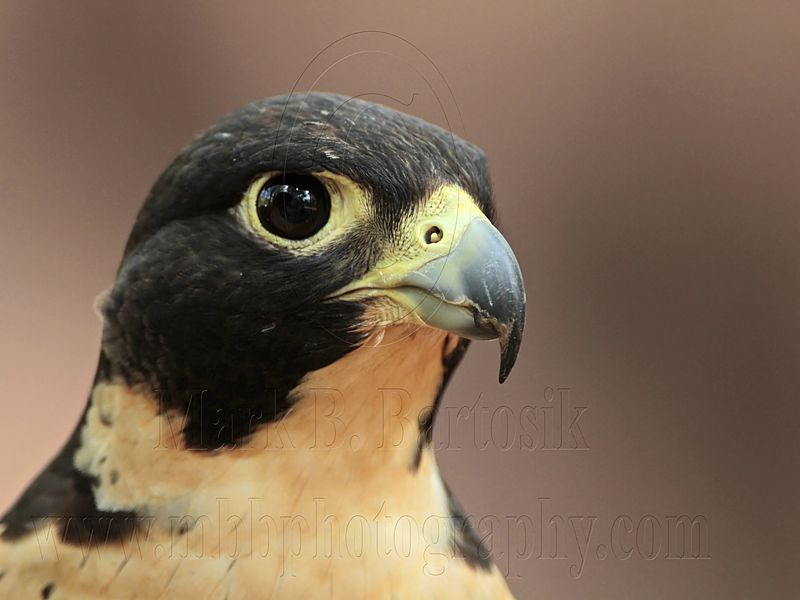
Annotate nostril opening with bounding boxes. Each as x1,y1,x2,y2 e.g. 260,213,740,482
425,225,443,245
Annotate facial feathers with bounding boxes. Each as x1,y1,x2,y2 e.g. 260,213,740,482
0,92,522,599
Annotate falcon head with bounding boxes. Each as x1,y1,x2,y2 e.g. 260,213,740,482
100,92,525,449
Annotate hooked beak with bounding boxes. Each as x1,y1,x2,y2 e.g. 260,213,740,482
332,189,526,383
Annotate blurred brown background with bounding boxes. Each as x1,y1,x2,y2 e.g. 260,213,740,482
1,1,798,598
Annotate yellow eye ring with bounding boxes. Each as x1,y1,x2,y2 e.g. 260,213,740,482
238,171,369,252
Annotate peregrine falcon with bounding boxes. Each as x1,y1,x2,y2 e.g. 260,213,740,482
0,93,525,598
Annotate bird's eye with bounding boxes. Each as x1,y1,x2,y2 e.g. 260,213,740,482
255,174,331,239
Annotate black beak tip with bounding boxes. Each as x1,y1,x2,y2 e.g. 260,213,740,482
469,278,526,383
497,315,524,384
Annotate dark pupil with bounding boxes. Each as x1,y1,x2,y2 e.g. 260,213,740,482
257,176,329,239
271,186,316,226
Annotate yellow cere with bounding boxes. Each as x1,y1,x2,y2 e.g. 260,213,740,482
363,184,489,285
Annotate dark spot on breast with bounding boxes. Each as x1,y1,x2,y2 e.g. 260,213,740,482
1,421,140,547
412,336,470,471
41,582,55,598
444,480,492,571
115,556,130,576
109,470,119,485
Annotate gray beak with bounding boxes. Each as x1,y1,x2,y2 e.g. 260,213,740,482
393,218,526,382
